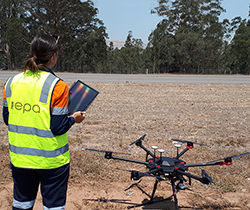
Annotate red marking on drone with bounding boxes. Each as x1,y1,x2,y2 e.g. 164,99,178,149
187,146,193,149
225,162,232,166
148,160,153,163
157,165,161,169
174,166,178,169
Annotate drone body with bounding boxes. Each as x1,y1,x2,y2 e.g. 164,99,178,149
147,156,186,174
83,134,250,210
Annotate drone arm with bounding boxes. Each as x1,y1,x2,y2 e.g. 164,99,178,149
175,148,189,159
184,161,223,168
137,143,155,159
131,170,165,181
175,170,210,185
175,142,195,159
147,168,161,174
107,154,149,166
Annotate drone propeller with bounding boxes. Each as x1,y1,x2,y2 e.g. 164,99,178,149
206,151,250,165
169,138,212,148
231,151,250,159
82,148,131,155
128,133,147,147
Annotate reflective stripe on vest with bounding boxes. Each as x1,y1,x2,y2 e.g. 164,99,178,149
40,73,58,103
9,143,69,158
5,76,14,97
6,71,70,169
9,124,54,138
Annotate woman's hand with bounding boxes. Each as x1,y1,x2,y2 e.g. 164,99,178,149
71,111,86,123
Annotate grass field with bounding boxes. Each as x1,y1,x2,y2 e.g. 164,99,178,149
1,81,250,209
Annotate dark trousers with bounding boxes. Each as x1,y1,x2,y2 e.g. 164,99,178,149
11,163,70,210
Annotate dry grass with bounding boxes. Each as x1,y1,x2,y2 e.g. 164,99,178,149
1,81,250,209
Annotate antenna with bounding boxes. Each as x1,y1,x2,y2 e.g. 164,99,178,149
158,149,165,160
174,144,182,157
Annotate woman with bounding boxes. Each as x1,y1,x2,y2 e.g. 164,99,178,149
2,34,85,210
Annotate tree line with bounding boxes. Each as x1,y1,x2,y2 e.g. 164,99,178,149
1,0,250,74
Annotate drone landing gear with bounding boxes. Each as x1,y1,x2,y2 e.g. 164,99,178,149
127,178,180,210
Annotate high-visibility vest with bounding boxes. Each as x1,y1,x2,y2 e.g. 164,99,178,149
5,70,70,169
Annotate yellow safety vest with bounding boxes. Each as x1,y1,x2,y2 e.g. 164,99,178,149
5,70,70,169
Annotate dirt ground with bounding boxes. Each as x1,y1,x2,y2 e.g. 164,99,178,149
1,80,250,210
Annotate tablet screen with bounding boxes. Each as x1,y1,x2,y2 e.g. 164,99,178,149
68,80,99,114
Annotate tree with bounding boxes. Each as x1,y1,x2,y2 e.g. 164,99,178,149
21,0,107,72
122,30,133,73
0,0,28,69
148,20,175,73
230,19,250,74
118,31,144,74
0,0,107,71
150,0,225,73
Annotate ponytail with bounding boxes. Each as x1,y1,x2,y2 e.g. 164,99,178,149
24,56,46,72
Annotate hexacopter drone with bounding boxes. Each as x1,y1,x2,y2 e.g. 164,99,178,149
82,134,250,210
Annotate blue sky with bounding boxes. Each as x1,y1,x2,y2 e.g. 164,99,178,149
92,0,249,44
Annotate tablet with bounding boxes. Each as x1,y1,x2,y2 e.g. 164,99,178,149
68,80,99,114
